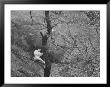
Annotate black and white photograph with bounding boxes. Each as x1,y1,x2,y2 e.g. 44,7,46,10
11,10,100,77
4,4,107,84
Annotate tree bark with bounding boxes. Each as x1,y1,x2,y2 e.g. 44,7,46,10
45,11,52,35
40,11,52,77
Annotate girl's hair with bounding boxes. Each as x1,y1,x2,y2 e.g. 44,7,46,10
35,46,47,53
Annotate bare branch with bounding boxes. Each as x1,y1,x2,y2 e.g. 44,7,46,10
29,10,33,26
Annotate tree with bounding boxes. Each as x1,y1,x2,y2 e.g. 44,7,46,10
40,11,54,77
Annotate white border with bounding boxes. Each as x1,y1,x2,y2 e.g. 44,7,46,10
4,4,107,84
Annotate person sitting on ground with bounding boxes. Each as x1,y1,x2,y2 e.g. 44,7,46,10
33,49,45,64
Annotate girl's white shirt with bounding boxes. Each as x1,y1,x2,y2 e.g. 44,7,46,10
34,49,45,64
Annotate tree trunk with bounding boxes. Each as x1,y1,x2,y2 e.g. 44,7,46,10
40,11,52,77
